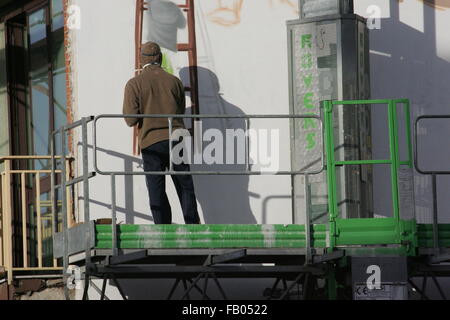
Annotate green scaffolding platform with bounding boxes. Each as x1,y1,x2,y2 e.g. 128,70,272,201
50,99,450,300
95,224,328,249
83,222,450,256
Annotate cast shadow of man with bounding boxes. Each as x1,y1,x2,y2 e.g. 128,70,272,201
140,2,256,224
180,66,258,224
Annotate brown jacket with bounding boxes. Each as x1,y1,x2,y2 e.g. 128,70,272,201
123,65,186,150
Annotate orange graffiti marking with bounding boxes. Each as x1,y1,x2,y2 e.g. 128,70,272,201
207,0,244,27
421,0,450,10
398,0,450,10
208,0,298,27
269,0,298,12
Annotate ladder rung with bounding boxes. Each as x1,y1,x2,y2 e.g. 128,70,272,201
177,43,191,51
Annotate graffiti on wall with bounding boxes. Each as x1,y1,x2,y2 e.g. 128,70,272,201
420,0,450,9
269,0,299,11
207,0,244,26
398,0,450,10
206,0,450,28
207,0,298,26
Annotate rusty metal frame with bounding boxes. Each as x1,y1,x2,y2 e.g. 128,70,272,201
179,0,200,118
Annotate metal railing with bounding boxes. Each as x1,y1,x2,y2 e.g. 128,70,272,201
51,116,95,299
91,114,324,260
51,113,324,298
51,100,450,299
323,98,413,250
93,114,325,176
414,115,450,260
0,156,72,284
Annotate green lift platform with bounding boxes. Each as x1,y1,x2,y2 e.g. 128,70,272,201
52,98,450,300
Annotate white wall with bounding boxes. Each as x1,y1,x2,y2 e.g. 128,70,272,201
71,0,299,299
72,0,299,226
72,0,450,227
72,0,148,225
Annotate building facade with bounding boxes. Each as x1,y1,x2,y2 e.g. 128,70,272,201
0,0,449,299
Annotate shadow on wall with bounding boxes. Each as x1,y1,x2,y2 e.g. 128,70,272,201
367,1,450,222
76,64,261,225
77,143,153,224
142,0,186,51
180,66,258,224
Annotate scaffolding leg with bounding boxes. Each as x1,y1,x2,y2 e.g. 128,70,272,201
327,268,337,300
211,273,227,300
282,279,288,292
111,275,127,300
167,279,181,300
421,273,428,300
187,278,211,300
88,278,109,300
279,273,305,300
303,274,317,300
431,274,446,300
182,279,190,300
82,273,90,301
303,273,310,300
181,273,204,300
202,274,209,300
100,275,108,301
268,278,281,300
408,279,429,300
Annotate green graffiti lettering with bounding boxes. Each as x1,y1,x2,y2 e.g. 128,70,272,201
301,53,313,69
303,118,317,130
303,74,313,88
303,93,315,109
301,34,312,49
306,133,316,150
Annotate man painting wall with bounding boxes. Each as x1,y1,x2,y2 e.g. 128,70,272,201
123,41,200,225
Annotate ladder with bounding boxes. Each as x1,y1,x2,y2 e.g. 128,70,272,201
133,0,200,155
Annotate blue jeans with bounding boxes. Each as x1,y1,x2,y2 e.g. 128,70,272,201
141,140,200,224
